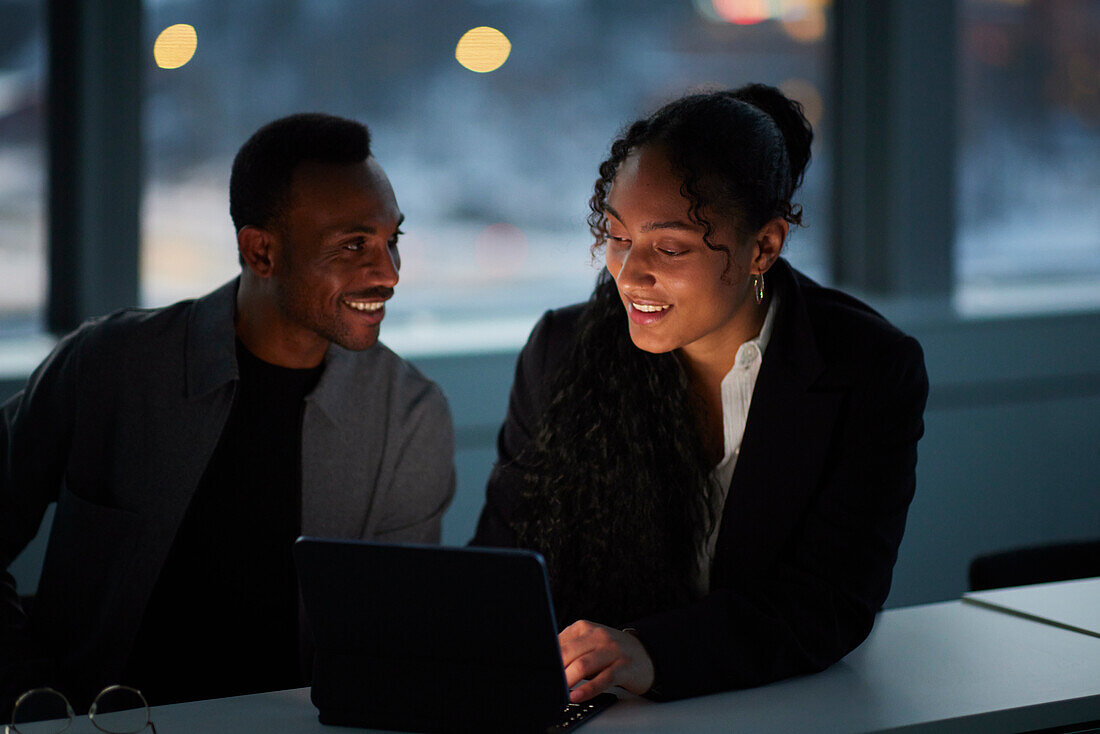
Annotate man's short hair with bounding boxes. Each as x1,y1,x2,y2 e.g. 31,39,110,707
229,113,372,232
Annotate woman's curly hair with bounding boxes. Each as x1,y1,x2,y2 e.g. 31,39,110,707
510,84,813,627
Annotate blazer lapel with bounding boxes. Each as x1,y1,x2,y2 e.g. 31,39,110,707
144,278,240,524
300,345,385,539
115,281,240,648
710,260,843,587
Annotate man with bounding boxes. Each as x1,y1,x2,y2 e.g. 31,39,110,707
0,113,455,709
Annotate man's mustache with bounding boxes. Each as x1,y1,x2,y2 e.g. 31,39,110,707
344,287,394,300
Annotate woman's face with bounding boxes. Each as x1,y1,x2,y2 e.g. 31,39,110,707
603,145,758,363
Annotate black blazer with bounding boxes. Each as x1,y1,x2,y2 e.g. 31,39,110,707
472,258,929,700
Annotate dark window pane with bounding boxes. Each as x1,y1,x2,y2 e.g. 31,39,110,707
957,0,1100,312
0,0,45,336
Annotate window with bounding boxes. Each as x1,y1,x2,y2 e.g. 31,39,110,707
142,0,832,351
956,0,1100,314
0,0,45,337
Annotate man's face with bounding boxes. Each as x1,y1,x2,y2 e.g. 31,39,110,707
270,158,402,354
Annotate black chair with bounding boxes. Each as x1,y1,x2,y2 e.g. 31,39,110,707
968,539,1100,592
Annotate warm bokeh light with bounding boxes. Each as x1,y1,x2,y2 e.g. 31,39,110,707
712,0,769,25
455,27,512,73
700,0,831,29
779,78,824,128
154,24,197,69
474,223,528,277
781,6,828,43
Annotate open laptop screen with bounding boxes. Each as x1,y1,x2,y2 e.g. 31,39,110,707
294,538,572,732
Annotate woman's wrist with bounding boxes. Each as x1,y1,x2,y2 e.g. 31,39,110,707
621,627,657,695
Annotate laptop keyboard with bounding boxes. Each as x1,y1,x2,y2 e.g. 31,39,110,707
544,693,619,733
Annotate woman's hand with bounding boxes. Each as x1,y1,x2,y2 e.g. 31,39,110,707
558,619,655,702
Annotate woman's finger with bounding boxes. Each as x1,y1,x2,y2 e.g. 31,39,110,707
563,649,614,689
569,664,620,703
558,620,609,667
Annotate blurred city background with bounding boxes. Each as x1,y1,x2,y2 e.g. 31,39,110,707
2,0,1095,342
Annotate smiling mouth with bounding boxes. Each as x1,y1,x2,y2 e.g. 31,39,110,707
628,297,671,313
626,298,672,326
343,299,386,312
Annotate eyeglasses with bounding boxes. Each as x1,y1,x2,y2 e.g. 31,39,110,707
5,685,157,734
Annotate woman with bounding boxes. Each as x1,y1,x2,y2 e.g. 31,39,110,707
472,85,928,702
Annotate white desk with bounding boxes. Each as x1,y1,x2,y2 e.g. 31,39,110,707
16,599,1100,734
963,576,1100,639
603,600,1100,733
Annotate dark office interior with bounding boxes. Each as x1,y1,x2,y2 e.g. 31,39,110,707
2,0,1098,612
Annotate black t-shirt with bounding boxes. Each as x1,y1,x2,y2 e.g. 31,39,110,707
124,340,324,705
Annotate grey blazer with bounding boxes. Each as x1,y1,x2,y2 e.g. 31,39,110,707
0,279,455,704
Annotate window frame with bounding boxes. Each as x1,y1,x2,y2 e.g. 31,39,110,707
45,0,141,334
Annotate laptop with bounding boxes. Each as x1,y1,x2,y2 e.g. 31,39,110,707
293,537,618,733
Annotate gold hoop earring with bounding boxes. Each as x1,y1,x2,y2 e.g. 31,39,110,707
752,273,765,305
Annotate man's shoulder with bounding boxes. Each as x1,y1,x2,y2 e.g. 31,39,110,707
78,299,194,348
339,341,449,413
361,341,435,384
57,282,235,386
73,280,235,349
46,300,196,382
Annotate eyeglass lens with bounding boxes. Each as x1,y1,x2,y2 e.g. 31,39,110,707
88,686,151,734
10,686,152,734
10,688,73,734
